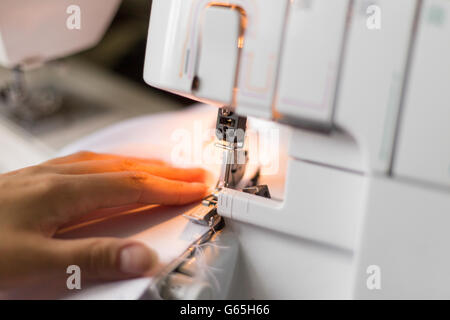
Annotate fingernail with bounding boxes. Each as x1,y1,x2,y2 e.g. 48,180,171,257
191,182,207,187
119,243,157,275
193,182,210,194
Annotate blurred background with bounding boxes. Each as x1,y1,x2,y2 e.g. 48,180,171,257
0,0,195,172
76,0,192,105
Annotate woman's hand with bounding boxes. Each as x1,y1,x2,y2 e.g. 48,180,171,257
0,151,209,289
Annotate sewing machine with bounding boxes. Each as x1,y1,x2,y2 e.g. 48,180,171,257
0,0,174,174
1,0,450,299
143,0,450,299
0,0,121,120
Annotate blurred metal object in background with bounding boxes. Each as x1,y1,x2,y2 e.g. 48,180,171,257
0,67,62,122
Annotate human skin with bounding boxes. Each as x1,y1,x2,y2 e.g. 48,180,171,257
0,151,209,290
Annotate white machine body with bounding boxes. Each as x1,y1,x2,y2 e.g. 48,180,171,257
0,0,120,68
144,0,450,299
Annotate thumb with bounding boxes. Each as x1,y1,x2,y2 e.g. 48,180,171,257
51,238,158,280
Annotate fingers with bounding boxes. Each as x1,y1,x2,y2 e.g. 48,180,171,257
0,234,158,290
49,159,208,183
54,172,208,223
50,238,158,280
45,151,166,166
136,174,210,205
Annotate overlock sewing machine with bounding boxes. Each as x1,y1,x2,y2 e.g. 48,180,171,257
1,0,450,299
143,0,450,299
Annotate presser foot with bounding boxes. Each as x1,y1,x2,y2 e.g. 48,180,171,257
183,192,221,227
0,67,62,122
